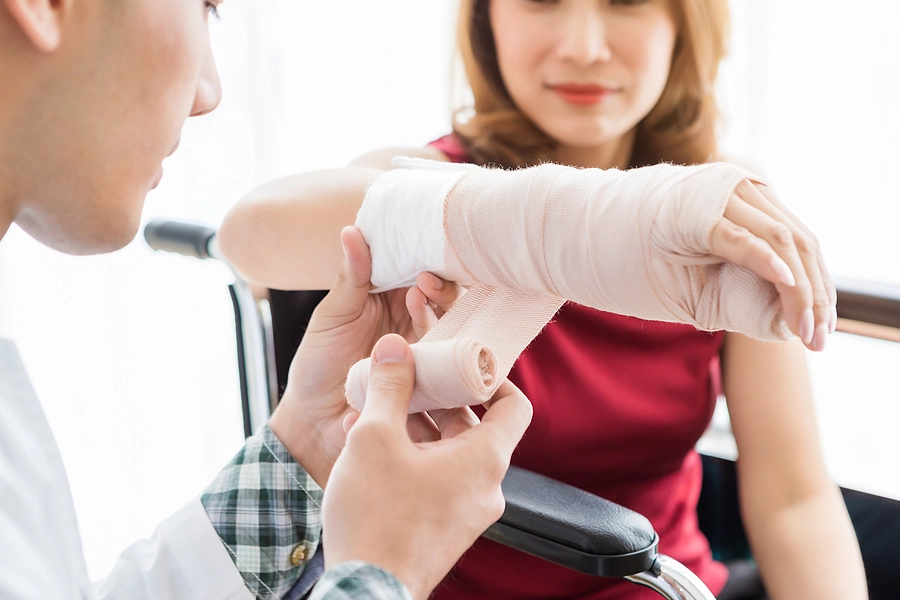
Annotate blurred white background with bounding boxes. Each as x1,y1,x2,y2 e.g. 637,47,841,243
0,0,897,580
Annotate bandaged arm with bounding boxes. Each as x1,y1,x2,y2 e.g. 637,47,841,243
347,158,790,412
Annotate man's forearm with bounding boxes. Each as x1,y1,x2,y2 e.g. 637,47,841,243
201,425,324,598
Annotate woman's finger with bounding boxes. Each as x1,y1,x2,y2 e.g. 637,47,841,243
406,285,439,340
734,181,833,349
406,411,441,443
753,182,838,334
426,407,481,440
718,194,814,345
416,272,466,318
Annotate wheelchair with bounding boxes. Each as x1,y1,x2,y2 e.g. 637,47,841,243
143,219,900,600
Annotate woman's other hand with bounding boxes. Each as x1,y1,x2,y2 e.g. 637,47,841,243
711,180,836,352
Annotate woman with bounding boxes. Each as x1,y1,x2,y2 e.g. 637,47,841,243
218,1,864,598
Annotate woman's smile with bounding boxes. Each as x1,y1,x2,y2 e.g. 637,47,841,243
547,82,620,106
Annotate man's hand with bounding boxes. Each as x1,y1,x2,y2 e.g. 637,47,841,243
268,226,461,486
322,333,533,600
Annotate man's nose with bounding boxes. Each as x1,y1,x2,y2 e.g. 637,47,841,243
191,45,222,117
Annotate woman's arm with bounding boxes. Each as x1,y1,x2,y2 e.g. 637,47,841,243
723,333,867,599
217,147,447,289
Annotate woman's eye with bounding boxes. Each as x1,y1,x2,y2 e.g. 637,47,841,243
206,2,221,19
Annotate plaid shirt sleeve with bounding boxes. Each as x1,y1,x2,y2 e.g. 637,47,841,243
308,562,413,600
201,424,324,599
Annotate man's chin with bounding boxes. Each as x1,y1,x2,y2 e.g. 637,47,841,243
17,211,143,256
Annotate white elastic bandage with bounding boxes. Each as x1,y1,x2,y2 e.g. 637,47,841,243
355,158,478,292
348,159,790,413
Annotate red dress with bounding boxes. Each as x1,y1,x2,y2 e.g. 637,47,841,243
428,135,729,599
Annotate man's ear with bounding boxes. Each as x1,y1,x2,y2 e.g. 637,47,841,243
2,0,67,53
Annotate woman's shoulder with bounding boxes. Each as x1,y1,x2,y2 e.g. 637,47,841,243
348,139,457,171
716,153,770,182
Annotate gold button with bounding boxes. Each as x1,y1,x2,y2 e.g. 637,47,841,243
290,544,308,566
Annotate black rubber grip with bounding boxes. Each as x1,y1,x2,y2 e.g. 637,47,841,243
143,220,216,260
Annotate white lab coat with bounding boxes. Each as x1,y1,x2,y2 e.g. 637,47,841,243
0,338,253,600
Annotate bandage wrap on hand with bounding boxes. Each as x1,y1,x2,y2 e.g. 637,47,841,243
348,159,789,413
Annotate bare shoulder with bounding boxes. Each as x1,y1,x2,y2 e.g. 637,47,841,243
348,146,449,170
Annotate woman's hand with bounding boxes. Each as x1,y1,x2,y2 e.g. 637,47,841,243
710,180,836,352
268,226,463,487
406,271,467,340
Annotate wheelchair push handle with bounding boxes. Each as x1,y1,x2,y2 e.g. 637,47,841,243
143,220,217,260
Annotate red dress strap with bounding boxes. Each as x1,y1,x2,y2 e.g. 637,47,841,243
427,134,470,164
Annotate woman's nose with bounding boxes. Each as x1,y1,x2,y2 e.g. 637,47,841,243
191,44,222,117
556,4,613,67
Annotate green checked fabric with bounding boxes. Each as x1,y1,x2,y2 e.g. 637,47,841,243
308,562,413,600
201,424,324,599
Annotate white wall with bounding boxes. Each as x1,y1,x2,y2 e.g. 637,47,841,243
0,0,897,579
720,0,900,284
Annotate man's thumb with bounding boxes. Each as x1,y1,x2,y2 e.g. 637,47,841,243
358,334,416,428
318,227,374,318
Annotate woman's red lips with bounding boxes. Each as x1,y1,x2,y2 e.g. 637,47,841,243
550,83,617,106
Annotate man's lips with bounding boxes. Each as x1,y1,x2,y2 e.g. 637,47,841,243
152,139,180,190
549,83,619,106
151,165,164,190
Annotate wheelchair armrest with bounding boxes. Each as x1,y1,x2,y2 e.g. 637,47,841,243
483,466,658,577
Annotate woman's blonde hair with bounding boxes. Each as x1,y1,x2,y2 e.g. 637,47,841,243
452,0,730,168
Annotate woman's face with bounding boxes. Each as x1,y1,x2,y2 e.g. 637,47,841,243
13,0,223,254
489,0,677,151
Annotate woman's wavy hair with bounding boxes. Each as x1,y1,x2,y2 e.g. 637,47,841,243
452,0,730,168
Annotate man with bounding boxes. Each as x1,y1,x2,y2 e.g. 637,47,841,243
0,1,531,599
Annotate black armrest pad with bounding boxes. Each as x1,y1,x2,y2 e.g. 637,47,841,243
498,466,656,556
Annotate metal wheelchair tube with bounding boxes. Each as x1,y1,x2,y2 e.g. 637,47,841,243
143,219,278,437
626,555,717,600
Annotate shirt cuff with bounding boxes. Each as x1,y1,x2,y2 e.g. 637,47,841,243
93,498,252,600
308,562,413,600
201,424,324,599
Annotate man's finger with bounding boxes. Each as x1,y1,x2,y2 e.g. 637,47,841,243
469,380,533,460
314,226,374,322
428,407,480,440
357,334,416,430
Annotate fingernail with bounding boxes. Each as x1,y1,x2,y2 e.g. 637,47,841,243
829,306,838,334
771,257,795,287
798,309,815,344
812,324,828,351
373,335,408,364
429,273,444,291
